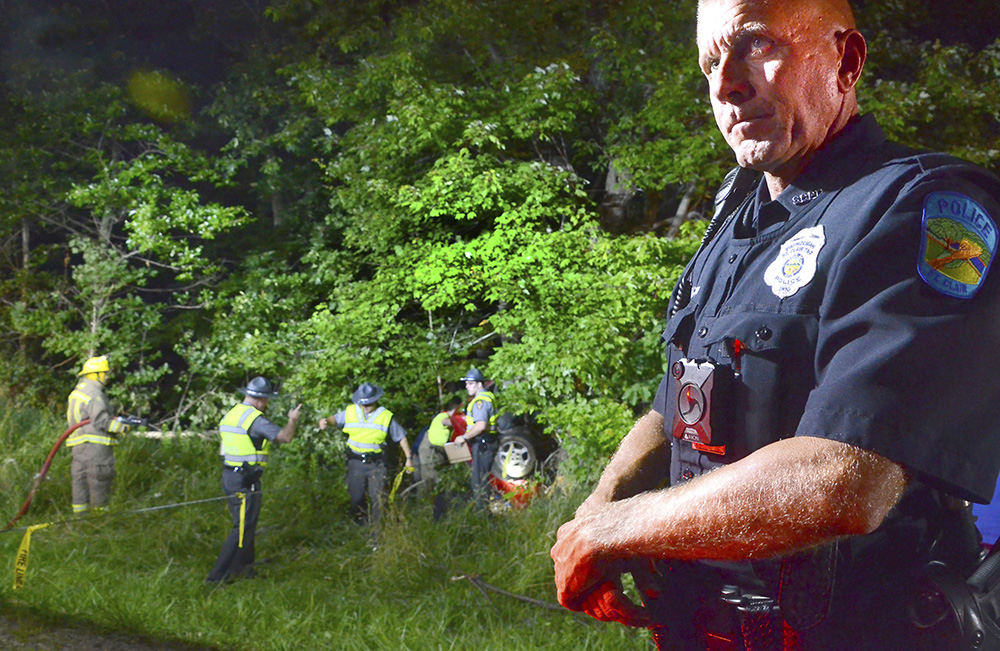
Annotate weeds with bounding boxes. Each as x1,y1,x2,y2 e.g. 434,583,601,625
0,397,648,649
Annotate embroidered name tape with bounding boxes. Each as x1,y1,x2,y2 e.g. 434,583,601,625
764,225,826,298
918,191,997,299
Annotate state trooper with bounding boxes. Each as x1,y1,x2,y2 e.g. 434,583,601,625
318,382,413,526
206,376,301,583
452,368,498,504
65,355,131,513
551,0,1000,648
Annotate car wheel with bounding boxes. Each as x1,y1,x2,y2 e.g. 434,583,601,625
493,433,537,479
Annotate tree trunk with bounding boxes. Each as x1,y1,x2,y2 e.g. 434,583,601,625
664,182,696,238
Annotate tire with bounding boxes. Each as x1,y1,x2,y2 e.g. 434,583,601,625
492,433,537,480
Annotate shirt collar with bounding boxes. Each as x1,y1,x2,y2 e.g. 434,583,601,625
773,114,886,213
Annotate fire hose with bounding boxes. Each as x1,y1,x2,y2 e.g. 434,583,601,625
3,415,148,532
3,419,89,532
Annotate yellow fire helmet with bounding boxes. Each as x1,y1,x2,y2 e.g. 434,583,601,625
78,355,110,376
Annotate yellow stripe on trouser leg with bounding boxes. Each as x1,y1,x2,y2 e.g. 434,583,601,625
13,523,51,590
237,492,246,548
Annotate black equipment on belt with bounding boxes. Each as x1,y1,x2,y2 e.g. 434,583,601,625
909,549,1000,650
346,450,384,464
226,462,263,488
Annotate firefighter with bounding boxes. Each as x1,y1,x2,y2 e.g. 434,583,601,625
65,355,130,513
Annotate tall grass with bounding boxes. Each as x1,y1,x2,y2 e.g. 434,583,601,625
0,397,649,650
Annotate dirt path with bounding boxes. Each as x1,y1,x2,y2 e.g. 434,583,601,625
0,614,216,650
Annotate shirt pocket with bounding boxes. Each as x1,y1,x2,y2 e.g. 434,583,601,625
710,311,820,454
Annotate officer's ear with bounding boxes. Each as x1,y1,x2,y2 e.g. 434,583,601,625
836,28,866,92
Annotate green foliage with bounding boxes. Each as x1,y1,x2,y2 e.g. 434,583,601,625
3,0,999,502
0,398,644,650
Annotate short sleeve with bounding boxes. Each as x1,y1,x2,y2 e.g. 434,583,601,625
388,418,407,443
796,169,1000,502
468,398,493,423
247,415,281,442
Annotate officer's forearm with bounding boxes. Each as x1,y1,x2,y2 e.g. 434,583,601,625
276,421,298,443
579,436,907,563
399,437,412,462
576,410,668,518
465,421,487,438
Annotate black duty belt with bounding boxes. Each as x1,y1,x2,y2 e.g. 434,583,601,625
225,464,263,472
346,450,384,464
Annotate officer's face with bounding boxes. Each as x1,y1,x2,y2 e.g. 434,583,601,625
697,0,849,179
465,380,480,397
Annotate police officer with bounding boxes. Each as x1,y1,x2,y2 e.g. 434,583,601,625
453,368,498,504
66,355,131,513
551,0,1000,647
206,376,301,583
318,382,413,526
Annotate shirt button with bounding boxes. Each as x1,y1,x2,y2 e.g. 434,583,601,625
698,326,708,338
728,253,738,263
756,326,772,341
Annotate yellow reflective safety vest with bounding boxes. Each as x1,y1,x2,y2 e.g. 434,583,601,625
426,410,452,446
343,404,393,454
219,403,269,467
66,377,116,447
464,391,498,433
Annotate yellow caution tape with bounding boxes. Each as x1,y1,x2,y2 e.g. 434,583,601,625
237,492,246,549
388,467,413,505
13,523,50,590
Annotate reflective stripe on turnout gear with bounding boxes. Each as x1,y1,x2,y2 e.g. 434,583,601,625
66,379,115,447
219,403,269,467
344,404,393,453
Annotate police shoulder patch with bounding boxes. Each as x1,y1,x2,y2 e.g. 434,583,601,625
918,191,997,299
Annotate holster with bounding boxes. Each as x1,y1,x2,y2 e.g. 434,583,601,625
910,557,1000,650
240,463,263,489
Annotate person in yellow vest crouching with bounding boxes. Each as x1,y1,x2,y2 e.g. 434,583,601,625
414,396,463,493
318,382,413,526
66,355,132,514
206,376,301,583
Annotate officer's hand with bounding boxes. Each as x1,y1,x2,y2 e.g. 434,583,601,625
404,457,415,472
288,404,302,422
550,516,651,627
318,417,328,431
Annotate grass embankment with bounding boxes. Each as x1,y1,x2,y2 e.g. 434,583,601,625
0,398,648,650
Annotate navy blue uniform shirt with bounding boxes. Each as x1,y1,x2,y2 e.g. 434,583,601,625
654,114,1000,505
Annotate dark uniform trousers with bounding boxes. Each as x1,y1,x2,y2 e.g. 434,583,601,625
347,455,386,525
206,467,262,582
469,435,498,503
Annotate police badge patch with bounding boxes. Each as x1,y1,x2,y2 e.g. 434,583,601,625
918,191,997,299
764,225,826,298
